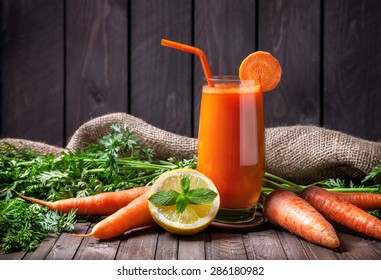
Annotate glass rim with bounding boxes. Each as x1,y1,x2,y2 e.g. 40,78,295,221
204,75,239,82
203,75,257,83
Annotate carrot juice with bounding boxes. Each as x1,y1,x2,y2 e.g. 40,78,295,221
197,76,265,222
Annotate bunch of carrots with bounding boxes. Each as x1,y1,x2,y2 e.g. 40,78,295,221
10,167,381,249
262,178,381,248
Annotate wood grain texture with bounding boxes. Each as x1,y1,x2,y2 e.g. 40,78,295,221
244,228,287,260
1,0,380,144
0,250,26,260
206,232,247,259
335,232,381,260
73,222,120,260
22,234,58,260
178,232,206,260
46,222,91,260
155,230,178,260
299,238,339,260
2,223,381,260
65,0,128,142
259,0,321,127
275,230,309,259
1,0,64,146
193,0,256,136
115,227,158,260
324,0,381,141
130,0,192,137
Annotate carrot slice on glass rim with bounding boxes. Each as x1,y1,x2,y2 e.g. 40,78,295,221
239,51,282,92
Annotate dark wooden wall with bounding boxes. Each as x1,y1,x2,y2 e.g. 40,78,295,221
1,0,380,148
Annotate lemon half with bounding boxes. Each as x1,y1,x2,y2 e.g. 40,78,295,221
148,169,220,235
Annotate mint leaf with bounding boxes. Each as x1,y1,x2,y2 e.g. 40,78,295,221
180,176,190,195
148,177,218,214
175,195,189,214
187,188,218,205
148,190,179,206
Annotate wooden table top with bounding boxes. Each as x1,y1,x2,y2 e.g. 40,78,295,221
1,220,381,260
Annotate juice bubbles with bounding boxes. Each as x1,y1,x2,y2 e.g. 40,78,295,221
197,77,265,222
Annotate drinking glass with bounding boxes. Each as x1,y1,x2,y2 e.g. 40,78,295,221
197,76,265,223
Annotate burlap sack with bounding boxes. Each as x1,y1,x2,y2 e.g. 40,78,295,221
66,113,197,160
264,125,381,183
1,112,381,184
0,138,62,156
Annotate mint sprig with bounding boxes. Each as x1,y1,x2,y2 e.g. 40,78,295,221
148,176,218,214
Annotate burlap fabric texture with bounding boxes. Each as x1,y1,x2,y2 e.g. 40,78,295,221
1,112,381,184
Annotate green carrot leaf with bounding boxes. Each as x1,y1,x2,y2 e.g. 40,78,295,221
362,163,381,184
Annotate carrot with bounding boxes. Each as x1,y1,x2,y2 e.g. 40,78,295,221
13,186,150,215
239,51,282,92
263,189,340,248
330,191,381,210
301,186,381,241
72,191,155,239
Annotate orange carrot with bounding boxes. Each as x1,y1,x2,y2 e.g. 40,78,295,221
302,186,381,241
72,191,155,239
13,186,150,215
263,189,340,248
330,191,381,210
239,51,282,92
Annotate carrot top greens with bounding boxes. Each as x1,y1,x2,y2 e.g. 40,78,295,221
0,199,76,253
0,124,196,253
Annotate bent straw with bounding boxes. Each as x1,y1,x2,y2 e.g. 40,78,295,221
161,39,215,87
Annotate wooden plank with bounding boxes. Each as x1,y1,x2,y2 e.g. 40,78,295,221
65,0,128,141
22,234,59,260
335,232,381,260
1,0,64,146
0,251,26,260
193,0,256,136
324,0,381,141
258,0,321,127
73,222,119,260
206,232,247,260
299,238,339,260
130,0,192,137
155,230,178,260
46,222,91,260
371,238,381,257
244,228,287,260
178,231,206,260
115,226,159,260
275,230,309,260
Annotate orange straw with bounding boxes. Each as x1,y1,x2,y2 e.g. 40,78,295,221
161,39,215,87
